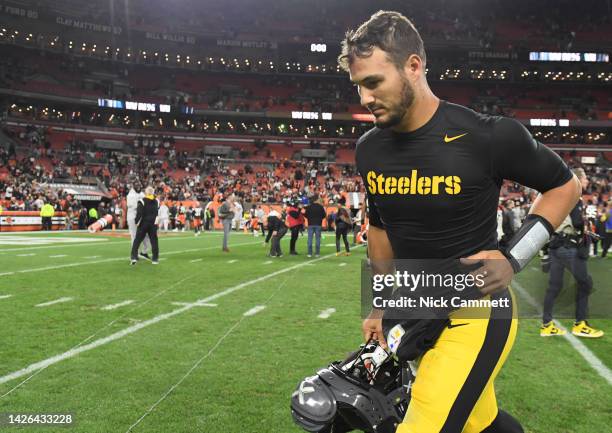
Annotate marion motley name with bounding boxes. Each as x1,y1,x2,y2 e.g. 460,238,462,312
366,170,462,195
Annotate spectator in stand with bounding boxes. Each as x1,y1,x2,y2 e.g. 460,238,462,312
305,195,326,258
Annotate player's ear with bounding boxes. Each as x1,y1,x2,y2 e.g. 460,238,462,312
402,54,422,79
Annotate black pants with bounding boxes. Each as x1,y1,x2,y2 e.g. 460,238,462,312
336,225,350,253
602,232,611,258
543,246,592,323
131,223,159,261
270,226,287,256
289,226,300,253
41,216,52,230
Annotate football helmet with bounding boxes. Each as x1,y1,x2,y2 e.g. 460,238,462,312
291,341,413,433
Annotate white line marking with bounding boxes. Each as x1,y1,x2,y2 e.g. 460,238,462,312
84,256,101,259
189,258,203,263
512,279,612,386
339,263,347,267
35,297,73,307
16,253,36,257
325,243,336,247
228,259,238,264
101,300,135,311
530,266,539,271
125,316,243,433
243,305,266,316
0,240,261,277
264,260,273,265
0,295,13,300
171,302,217,307
49,255,67,258
318,308,336,319
124,251,300,433
0,249,349,386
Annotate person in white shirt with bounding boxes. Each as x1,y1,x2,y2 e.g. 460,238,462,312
158,202,170,231
127,183,151,259
233,200,243,231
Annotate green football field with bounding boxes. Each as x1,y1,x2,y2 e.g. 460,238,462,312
0,230,610,433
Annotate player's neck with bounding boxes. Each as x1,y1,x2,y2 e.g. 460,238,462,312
392,89,439,134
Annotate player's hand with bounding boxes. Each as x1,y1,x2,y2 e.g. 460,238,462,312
362,309,387,349
460,250,514,295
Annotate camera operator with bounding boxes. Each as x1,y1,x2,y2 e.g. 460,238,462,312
540,169,604,338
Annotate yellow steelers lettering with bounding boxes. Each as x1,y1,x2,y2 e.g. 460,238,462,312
417,177,431,195
366,170,462,195
445,176,462,194
367,171,377,194
376,173,385,194
432,176,445,194
398,177,410,194
385,176,397,194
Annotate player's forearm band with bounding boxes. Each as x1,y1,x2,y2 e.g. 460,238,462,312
502,214,554,273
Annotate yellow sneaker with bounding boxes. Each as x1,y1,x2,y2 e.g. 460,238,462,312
572,321,604,338
344,252,351,256
540,322,566,337
335,252,342,257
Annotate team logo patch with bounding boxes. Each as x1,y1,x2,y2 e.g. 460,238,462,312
386,324,405,355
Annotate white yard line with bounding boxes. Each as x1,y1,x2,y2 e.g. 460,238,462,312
317,308,337,319
0,233,212,253
339,263,347,267
170,302,217,308
263,260,273,265
0,250,341,386
189,258,203,263
0,295,13,300
49,255,67,258
0,240,261,278
512,279,612,386
35,297,73,307
16,253,36,257
124,269,297,433
125,317,244,433
228,259,238,264
101,300,135,311
84,256,101,259
243,305,266,316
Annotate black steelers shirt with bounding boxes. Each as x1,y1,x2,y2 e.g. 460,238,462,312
356,100,573,260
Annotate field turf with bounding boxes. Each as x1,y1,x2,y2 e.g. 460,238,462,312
0,230,610,433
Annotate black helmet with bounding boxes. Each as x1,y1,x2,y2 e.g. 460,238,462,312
291,341,412,433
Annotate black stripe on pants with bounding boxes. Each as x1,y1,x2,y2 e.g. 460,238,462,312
440,290,513,433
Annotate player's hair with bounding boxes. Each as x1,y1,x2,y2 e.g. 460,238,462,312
338,10,426,72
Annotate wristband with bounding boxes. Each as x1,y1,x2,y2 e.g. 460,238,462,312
502,214,554,273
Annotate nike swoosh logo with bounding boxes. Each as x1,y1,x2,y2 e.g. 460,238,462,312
444,133,468,143
447,323,469,329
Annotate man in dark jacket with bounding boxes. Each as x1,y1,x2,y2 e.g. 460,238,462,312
130,186,160,265
265,210,287,257
305,195,327,257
